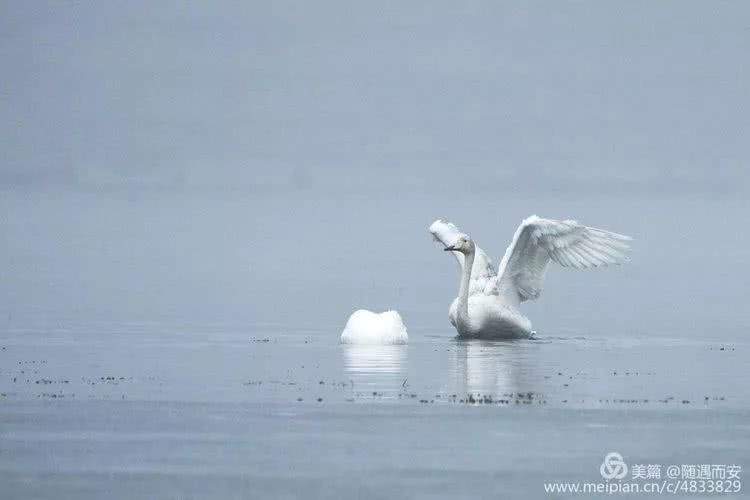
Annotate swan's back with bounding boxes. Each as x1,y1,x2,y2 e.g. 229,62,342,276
340,310,408,345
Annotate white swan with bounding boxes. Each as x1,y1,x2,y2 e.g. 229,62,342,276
430,216,632,338
340,309,408,345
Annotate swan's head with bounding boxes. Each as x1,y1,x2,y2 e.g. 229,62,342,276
444,236,475,254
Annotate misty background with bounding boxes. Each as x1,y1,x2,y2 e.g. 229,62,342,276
2,1,748,338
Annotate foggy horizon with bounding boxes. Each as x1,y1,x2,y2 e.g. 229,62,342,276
2,1,748,197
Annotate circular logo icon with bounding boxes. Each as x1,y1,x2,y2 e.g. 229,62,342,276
600,452,628,480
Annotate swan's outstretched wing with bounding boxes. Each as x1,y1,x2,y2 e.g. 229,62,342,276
496,215,631,303
429,219,497,296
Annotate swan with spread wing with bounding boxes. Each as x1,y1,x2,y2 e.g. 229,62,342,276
430,216,632,338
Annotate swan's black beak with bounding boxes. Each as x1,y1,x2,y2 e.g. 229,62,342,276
444,246,456,252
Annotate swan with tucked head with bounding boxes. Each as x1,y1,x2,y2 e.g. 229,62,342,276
432,216,632,339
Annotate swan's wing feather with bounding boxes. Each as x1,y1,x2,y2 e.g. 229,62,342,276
429,219,497,296
497,216,631,302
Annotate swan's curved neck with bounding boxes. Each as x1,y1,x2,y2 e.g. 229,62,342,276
457,250,474,320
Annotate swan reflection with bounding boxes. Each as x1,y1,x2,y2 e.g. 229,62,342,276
341,344,407,391
449,340,537,398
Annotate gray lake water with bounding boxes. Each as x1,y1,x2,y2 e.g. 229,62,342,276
1,191,749,499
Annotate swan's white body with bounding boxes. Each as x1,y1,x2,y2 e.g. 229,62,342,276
430,216,631,339
340,309,408,345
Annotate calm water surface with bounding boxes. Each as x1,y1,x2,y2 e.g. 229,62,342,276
1,322,748,499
